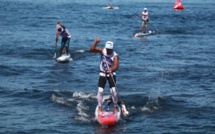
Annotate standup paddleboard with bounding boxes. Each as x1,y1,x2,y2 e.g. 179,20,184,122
95,98,121,126
135,30,154,37
57,53,73,63
102,6,119,10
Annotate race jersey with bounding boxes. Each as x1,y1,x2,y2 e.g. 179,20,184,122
100,48,118,73
141,11,149,20
56,25,71,38
56,24,61,31
60,28,71,38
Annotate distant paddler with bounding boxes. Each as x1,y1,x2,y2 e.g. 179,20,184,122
55,22,71,56
107,4,113,9
136,8,150,33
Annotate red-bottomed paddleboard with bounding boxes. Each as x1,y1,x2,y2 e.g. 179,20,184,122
95,104,121,126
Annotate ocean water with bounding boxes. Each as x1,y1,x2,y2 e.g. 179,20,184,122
0,0,215,133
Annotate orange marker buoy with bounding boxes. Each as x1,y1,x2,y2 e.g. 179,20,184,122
174,0,184,10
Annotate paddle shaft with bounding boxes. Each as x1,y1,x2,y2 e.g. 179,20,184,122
109,72,124,104
53,45,57,58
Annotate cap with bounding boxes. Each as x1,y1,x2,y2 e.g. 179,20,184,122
144,8,147,11
105,41,114,49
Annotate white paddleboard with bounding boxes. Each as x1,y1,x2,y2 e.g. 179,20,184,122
57,53,73,63
95,97,121,126
134,30,154,37
102,6,119,10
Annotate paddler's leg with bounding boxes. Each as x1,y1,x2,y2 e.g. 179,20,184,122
110,87,117,105
98,75,107,112
110,87,118,113
65,38,70,55
60,40,65,56
146,25,148,33
145,21,148,33
108,75,118,113
60,47,63,56
66,46,69,55
97,87,103,112
142,21,145,33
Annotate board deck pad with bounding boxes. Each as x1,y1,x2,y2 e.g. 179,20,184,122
95,98,121,126
56,53,73,63
135,30,154,37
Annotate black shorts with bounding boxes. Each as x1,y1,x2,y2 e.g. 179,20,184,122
98,75,116,88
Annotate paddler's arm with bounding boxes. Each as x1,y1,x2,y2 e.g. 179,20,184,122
146,13,149,20
89,38,103,53
136,13,142,18
108,56,119,73
60,24,66,30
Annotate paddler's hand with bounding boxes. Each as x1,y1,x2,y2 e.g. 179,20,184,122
108,68,113,73
95,38,100,44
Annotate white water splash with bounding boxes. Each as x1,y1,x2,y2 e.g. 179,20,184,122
50,94,71,106
75,49,85,53
73,92,96,99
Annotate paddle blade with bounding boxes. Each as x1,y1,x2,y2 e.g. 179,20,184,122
121,103,129,116
53,52,56,58
53,45,57,59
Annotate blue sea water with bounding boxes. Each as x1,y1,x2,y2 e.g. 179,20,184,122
0,0,215,133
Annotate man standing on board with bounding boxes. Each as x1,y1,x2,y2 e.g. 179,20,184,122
55,22,71,56
137,8,149,33
89,38,119,113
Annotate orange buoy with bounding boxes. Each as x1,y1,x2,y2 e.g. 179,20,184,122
174,0,184,10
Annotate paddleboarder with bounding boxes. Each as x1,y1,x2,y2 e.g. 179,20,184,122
107,4,113,9
137,8,149,33
89,38,119,113
55,22,71,56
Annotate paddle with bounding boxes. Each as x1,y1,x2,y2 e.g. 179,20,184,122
109,72,129,116
102,54,129,116
53,45,57,58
